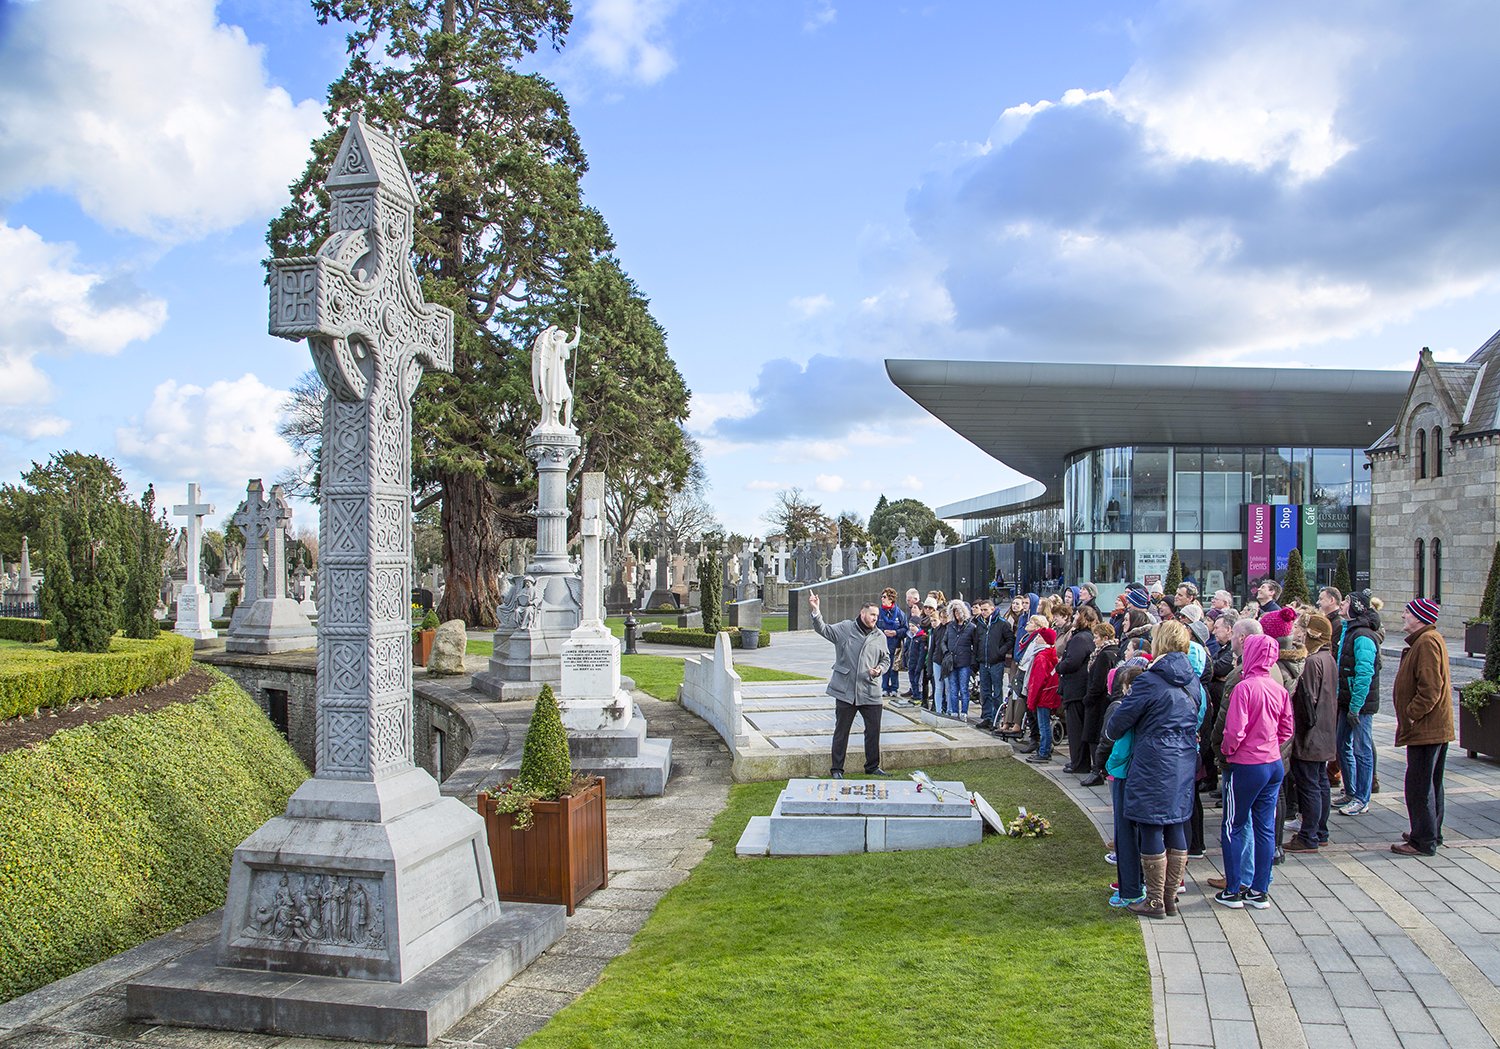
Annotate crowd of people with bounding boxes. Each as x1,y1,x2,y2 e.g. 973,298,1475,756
832,577,1456,913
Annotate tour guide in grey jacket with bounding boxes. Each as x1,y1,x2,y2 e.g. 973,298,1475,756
809,593,890,777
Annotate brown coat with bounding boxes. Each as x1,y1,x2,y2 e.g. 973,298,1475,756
1393,625,1454,747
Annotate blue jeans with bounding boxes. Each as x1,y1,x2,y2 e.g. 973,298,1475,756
1223,760,1284,895
1112,777,1142,900
945,665,972,715
882,641,902,694
1036,705,1054,757
979,662,1005,722
1338,712,1375,804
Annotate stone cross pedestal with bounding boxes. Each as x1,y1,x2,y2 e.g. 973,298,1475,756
225,480,316,654
172,484,217,641
127,118,556,1047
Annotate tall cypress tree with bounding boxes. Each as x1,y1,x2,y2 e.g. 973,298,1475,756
1281,547,1311,606
1333,551,1352,597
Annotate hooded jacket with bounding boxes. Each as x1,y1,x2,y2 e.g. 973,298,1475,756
1222,634,1295,765
1012,594,1040,660
1105,650,1201,825
945,617,978,669
1291,642,1339,762
1338,605,1383,716
1026,629,1061,711
976,611,1016,665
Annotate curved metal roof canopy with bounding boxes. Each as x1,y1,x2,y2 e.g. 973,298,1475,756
885,359,1410,515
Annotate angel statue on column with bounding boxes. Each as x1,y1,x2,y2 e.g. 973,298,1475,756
530,323,581,432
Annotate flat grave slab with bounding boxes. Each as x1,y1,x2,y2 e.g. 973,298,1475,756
779,777,975,817
738,777,988,857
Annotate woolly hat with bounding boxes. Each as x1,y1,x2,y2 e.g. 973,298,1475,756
1205,608,1223,623
1127,588,1153,609
1407,598,1440,625
1304,612,1333,651
1177,604,1204,624
1347,588,1375,618
1037,627,1057,645
1187,619,1210,645
1259,605,1299,640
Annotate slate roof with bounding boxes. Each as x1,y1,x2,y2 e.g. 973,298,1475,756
1462,328,1500,433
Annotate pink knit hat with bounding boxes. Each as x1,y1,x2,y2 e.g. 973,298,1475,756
1259,606,1299,640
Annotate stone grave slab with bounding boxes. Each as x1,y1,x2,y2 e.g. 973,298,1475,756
738,778,985,856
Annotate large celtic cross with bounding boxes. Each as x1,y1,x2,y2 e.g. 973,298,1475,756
269,114,454,782
230,479,285,606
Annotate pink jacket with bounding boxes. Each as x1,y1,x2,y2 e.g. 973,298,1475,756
1222,634,1294,765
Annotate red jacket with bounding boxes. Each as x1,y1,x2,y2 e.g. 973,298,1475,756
1027,637,1062,711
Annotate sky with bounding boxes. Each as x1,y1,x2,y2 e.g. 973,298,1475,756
4,0,1500,541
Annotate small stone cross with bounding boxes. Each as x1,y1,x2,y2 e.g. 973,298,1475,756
173,483,215,587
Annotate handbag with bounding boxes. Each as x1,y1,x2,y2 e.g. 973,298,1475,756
892,642,905,673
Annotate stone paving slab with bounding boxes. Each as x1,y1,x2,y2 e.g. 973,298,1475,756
1024,658,1500,1048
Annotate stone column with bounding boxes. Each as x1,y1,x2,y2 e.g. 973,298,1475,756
217,114,497,982
559,472,630,731
172,484,216,640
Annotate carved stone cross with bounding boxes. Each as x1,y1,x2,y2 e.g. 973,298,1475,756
269,113,454,782
173,483,214,586
230,479,288,606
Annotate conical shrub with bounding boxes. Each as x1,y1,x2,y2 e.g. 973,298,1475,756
517,684,573,800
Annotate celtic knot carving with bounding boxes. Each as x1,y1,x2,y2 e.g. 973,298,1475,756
369,701,410,768
325,708,368,770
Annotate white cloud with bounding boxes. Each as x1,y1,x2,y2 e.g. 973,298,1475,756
790,293,833,318
687,390,754,431
813,473,845,492
804,2,837,32
0,0,326,241
572,0,682,85
0,223,166,438
115,373,299,491
744,479,785,492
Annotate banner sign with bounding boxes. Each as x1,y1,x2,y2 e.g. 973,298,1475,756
1135,550,1171,589
1300,504,1318,578
1274,504,1299,574
1247,504,1272,579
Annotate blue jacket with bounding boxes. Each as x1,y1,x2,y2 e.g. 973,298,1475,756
877,604,908,652
1012,593,1040,660
1105,651,1201,825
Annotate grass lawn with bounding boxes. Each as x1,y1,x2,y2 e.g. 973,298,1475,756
522,758,1153,1049
461,641,814,701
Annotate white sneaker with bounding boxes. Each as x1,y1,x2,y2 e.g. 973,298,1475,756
1285,819,1302,833
1340,800,1368,816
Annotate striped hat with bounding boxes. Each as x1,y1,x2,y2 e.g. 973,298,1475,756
1406,598,1440,625
1127,588,1152,609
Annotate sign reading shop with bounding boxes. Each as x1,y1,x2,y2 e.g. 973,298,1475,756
1246,503,1319,581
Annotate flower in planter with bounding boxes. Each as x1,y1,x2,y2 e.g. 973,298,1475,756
1007,806,1052,838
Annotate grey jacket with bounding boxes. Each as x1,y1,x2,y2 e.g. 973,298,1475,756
812,612,890,706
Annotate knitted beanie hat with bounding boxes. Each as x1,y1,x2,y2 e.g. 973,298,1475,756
1259,605,1299,640
1127,588,1152,609
1347,588,1375,618
1304,612,1333,651
1177,603,1204,623
1407,598,1440,625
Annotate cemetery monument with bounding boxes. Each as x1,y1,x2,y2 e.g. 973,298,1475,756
171,483,217,641
224,479,316,654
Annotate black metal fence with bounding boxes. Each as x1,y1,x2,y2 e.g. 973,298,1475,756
786,538,991,630
2,600,41,619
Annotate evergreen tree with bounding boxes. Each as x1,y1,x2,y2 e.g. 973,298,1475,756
270,1,689,628
121,484,172,639
1487,582,1500,684
1163,551,1183,598
517,684,572,799
1333,551,1352,596
1481,542,1500,623
699,550,722,634
33,454,129,652
1281,548,1311,606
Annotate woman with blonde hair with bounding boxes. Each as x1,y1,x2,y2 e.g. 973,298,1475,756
1104,620,1203,918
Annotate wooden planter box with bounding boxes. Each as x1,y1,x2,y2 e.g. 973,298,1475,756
1459,695,1500,760
1466,621,1490,659
413,629,436,666
478,777,608,915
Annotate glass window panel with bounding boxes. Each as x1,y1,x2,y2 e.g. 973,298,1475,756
1133,448,1169,533
1288,447,1309,505
1202,449,1243,531
1175,449,1202,532
1313,448,1353,532
1265,448,1291,503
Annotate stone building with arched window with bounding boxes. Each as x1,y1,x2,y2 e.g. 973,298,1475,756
1368,333,1500,641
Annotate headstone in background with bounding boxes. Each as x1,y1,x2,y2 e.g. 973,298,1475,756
830,542,844,577
172,484,217,641
225,481,315,654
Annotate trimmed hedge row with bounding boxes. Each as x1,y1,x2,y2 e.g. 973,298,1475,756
0,667,309,1002
0,618,48,643
0,633,194,720
642,625,772,649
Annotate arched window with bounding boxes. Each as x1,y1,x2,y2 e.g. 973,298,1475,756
1415,538,1426,595
1416,428,1427,479
1434,426,1444,477
1432,538,1442,602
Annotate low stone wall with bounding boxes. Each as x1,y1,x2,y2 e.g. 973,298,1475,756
199,648,479,785
679,633,750,753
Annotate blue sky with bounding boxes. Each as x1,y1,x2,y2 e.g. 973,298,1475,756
4,0,1500,540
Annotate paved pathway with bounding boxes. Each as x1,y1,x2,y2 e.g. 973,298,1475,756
1029,656,1500,1049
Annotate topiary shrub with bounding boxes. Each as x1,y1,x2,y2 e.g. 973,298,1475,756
486,685,585,830
1333,551,1352,598
699,551,723,634
0,633,193,720
1476,542,1500,626
1486,582,1500,685
0,618,49,643
1281,548,1311,606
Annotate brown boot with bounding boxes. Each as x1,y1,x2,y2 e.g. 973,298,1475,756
1128,854,1167,919
1163,849,1189,916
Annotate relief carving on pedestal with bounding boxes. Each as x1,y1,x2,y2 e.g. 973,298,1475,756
240,870,386,950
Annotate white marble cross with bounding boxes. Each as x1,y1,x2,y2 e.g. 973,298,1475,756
579,472,604,627
173,483,215,586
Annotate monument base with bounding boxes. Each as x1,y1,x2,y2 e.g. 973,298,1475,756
215,768,501,982
497,703,672,798
643,588,677,610
736,778,986,857
225,597,316,654
471,624,574,698
174,584,217,640
126,902,564,1047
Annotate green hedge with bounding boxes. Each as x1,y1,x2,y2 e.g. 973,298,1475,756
0,667,308,1001
0,618,49,643
0,633,194,720
642,625,771,649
